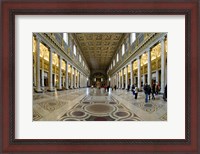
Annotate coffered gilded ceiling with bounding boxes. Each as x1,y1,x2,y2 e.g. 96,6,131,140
74,33,124,71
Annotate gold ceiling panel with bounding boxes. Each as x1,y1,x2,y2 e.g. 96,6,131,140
75,33,124,70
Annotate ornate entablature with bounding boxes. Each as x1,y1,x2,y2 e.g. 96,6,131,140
108,33,167,76
33,33,90,77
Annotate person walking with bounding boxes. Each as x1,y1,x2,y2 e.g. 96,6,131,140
147,84,151,100
104,85,107,92
127,84,130,91
132,84,135,94
144,83,148,103
152,83,156,100
107,85,110,92
163,84,167,101
114,85,117,91
134,85,138,99
156,83,160,95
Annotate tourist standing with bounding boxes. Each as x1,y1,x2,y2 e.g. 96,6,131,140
147,84,151,100
134,86,138,99
163,84,167,101
114,85,117,91
107,85,110,92
104,85,107,92
156,83,160,95
152,83,156,100
127,84,130,91
144,83,148,103
132,84,135,95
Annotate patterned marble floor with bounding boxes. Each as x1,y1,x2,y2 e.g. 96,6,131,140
33,88,167,121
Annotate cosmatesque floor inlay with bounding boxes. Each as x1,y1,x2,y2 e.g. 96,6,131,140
33,88,167,121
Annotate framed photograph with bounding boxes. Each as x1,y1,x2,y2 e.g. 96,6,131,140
1,0,199,153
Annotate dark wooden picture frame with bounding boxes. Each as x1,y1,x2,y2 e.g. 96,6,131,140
1,0,199,153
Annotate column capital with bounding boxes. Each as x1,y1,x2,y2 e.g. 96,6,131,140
143,46,151,53
58,54,62,59
49,47,55,53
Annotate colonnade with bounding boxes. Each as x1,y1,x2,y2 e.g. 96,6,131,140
33,36,88,92
110,36,167,93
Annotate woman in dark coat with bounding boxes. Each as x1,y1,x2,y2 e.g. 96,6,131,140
147,84,151,100
163,84,167,101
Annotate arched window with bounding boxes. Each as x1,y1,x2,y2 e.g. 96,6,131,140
130,33,136,44
63,33,68,45
73,45,76,55
122,44,125,56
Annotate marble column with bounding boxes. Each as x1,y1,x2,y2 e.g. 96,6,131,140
77,70,79,88
137,56,141,89
116,73,118,87
35,37,42,92
113,76,114,87
161,38,165,93
77,71,79,88
114,74,115,87
71,65,73,89
83,75,84,87
74,68,77,88
114,74,116,87
130,61,133,87
48,48,54,91
122,68,124,89
33,49,36,87
65,61,68,89
88,77,90,87
164,42,167,86
81,73,83,88
54,64,57,87
156,70,159,84
84,75,87,87
58,56,62,90
79,73,82,88
118,72,121,88
147,48,152,87
133,66,135,85
41,57,44,87
82,74,84,88
125,65,128,89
